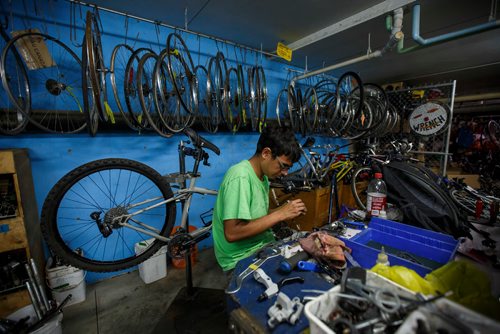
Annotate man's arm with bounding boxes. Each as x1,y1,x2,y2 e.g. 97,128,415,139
223,199,306,242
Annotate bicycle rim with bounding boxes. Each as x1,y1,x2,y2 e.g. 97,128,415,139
85,11,108,122
1,31,88,134
195,65,218,133
154,49,193,133
138,52,173,137
124,47,154,129
0,28,29,135
166,33,197,115
223,67,242,132
110,43,141,131
40,158,176,272
82,39,99,136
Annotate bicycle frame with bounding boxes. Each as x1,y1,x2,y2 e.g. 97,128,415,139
111,139,218,243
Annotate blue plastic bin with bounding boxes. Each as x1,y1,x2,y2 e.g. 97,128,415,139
341,217,459,276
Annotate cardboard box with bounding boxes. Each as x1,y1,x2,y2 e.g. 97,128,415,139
269,185,331,231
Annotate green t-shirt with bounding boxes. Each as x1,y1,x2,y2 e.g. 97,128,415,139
213,160,275,271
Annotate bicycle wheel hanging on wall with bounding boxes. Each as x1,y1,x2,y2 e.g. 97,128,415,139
40,158,177,272
85,11,110,123
124,47,154,130
137,51,174,137
153,49,194,134
110,43,141,131
194,64,218,133
0,26,29,135
1,31,87,134
166,33,197,116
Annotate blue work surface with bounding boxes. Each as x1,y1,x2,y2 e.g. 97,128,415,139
226,252,334,333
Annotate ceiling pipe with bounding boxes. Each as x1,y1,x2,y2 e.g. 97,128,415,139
291,9,404,86
412,3,500,46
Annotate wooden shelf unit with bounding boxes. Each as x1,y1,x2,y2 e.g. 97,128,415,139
0,149,44,318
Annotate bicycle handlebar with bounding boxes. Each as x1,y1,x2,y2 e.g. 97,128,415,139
184,127,220,155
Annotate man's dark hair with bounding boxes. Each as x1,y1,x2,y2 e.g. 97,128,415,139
255,123,301,162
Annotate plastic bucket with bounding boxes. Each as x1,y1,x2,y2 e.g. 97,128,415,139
46,261,86,307
8,304,63,334
170,226,198,269
135,238,167,284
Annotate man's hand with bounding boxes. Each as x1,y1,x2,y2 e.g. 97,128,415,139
279,199,307,221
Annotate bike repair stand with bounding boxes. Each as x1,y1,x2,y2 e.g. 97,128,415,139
153,140,227,333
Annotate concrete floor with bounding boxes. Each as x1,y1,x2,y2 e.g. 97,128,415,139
61,247,226,334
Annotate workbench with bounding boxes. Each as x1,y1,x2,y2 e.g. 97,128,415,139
226,247,334,333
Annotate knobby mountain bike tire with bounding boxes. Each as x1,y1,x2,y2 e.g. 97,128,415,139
40,158,176,272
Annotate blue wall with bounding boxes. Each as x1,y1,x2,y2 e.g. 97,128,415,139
0,0,345,283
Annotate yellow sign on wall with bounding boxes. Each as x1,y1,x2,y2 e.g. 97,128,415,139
277,42,292,61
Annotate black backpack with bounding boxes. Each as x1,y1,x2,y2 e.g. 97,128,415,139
381,161,470,239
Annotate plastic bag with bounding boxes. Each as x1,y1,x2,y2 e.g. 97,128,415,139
371,260,500,320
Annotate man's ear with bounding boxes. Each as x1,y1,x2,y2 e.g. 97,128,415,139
262,147,272,159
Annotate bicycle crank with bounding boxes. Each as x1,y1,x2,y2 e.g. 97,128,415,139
167,228,211,259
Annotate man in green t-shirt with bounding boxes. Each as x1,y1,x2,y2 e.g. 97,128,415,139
212,124,307,271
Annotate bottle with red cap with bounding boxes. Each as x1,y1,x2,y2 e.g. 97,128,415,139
366,172,387,217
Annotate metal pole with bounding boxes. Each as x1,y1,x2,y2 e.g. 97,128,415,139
66,0,279,59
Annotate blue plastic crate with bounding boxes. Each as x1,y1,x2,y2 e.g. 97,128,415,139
342,217,459,276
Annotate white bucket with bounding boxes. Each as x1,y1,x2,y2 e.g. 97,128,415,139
135,239,167,284
8,304,63,334
46,261,86,307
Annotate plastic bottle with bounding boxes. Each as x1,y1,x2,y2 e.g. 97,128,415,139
366,172,387,217
376,246,390,266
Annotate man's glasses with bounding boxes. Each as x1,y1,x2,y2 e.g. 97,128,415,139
276,156,293,171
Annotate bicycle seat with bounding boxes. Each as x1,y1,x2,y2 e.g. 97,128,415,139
184,128,221,155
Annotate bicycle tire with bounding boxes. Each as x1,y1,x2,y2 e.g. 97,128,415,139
138,51,173,137
222,66,242,132
275,88,289,127
256,66,267,131
0,27,29,135
109,43,141,131
286,84,298,131
166,33,197,115
40,158,176,272
153,49,193,134
81,37,99,136
247,66,259,131
335,71,363,121
194,64,218,133
303,87,319,134
85,11,108,122
124,47,154,129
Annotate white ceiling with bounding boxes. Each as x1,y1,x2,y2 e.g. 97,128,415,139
86,0,500,98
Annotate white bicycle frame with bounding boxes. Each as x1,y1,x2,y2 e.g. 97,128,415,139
112,173,218,243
